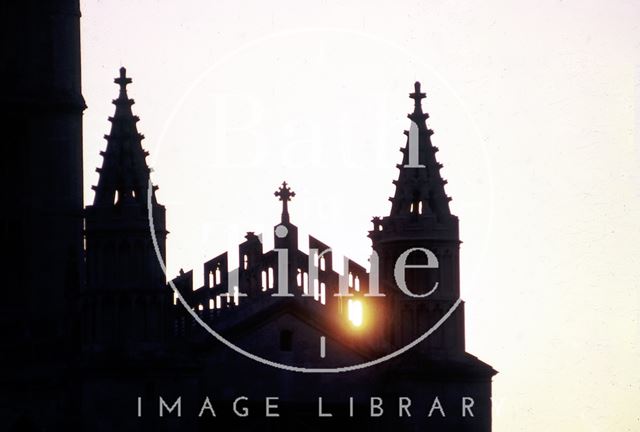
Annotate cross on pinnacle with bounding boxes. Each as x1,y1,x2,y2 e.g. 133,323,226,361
409,81,426,115
114,67,132,97
274,181,296,223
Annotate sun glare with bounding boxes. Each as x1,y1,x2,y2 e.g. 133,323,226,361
348,299,363,327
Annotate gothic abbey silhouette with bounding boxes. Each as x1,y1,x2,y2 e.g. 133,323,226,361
1,1,496,431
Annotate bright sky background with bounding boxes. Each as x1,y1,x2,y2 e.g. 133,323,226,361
81,1,640,430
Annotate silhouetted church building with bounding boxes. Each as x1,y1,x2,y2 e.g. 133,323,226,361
1,2,495,431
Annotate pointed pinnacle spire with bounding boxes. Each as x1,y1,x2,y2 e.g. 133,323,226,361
274,181,295,223
387,81,452,220
92,67,156,207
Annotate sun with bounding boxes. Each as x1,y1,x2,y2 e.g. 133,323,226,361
347,299,363,327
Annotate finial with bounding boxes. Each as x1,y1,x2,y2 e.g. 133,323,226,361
409,81,426,115
274,181,296,223
114,67,132,97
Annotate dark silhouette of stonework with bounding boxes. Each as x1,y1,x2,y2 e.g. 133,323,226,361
1,2,496,431
1,1,85,431
83,67,171,353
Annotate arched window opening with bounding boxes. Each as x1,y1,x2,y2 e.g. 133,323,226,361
232,286,239,306
313,279,320,301
320,282,326,305
215,267,221,285
261,270,267,291
303,272,309,294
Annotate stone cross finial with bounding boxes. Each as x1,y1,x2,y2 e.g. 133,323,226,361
114,67,132,95
409,81,426,115
409,81,426,102
274,181,296,223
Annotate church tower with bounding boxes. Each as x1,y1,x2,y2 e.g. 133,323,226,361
1,2,86,429
0,0,85,358
82,68,171,353
369,82,465,355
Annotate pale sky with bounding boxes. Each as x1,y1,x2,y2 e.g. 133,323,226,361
81,1,640,430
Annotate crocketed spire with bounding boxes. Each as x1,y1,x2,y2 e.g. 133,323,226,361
388,81,452,220
92,67,157,207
